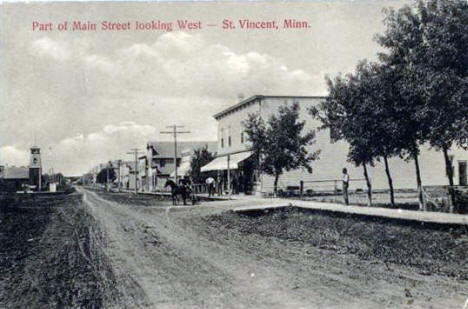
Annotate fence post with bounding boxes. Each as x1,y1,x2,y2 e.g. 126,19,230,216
300,181,304,198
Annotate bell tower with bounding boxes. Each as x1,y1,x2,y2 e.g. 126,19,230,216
29,146,42,191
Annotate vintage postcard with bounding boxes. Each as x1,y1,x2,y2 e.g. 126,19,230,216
1,0,467,308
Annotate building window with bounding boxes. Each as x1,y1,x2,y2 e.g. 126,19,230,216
220,128,224,148
241,132,244,144
228,136,232,147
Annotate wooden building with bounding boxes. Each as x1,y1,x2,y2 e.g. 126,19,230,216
201,95,468,195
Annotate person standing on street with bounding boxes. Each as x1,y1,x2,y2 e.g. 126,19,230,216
205,176,214,197
342,168,350,205
231,174,238,194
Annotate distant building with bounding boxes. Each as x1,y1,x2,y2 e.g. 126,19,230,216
119,161,138,190
169,148,195,179
138,155,148,192
29,146,42,191
0,145,44,192
0,166,30,192
201,95,468,195
145,141,217,191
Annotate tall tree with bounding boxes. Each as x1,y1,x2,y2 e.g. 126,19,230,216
352,62,405,207
243,102,320,195
189,146,215,183
376,5,431,210
416,0,468,211
377,0,468,211
96,162,116,184
315,63,378,206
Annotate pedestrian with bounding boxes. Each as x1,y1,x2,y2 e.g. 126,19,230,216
238,174,244,193
205,176,214,197
218,178,224,196
182,179,192,205
342,168,350,205
231,175,238,194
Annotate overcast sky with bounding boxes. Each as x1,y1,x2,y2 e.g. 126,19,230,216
1,1,408,176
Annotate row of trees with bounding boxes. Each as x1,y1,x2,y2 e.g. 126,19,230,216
102,0,468,204
312,0,468,210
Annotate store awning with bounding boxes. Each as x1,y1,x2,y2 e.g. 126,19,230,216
170,161,191,177
201,151,253,172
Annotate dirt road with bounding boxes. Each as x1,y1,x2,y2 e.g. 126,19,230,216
79,188,467,309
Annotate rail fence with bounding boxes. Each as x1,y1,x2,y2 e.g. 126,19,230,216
423,185,468,214
290,178,368,197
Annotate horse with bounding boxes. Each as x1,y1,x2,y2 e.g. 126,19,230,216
164,179,191,205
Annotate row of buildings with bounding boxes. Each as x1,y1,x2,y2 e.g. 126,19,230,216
85,141,217,192
87,95,468,195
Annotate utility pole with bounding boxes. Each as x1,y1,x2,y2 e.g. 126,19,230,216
127,148,144,194
95,166,98,186
160,125,190,183
106,162,110,191
227,154,231,197
117,160,122,192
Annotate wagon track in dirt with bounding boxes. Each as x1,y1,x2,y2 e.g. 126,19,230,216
80,188,468,308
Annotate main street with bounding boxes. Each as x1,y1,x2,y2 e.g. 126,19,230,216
78,187,467,308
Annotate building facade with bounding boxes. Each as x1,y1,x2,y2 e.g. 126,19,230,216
144,141,217,191
0,146,44,192
202,95,468,195
29,146,42,190
118,161,137,191
0,166,30,192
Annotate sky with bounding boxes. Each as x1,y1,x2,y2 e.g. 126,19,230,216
1,1,408,176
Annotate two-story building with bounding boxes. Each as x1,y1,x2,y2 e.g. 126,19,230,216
201,95,468,195
145,141,217,191
119,161,137,190
201,95,324,194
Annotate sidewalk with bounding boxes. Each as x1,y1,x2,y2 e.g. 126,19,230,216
195,192,263,201
230,197,468,226
104,188,468,225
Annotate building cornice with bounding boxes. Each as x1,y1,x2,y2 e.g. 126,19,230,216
213,95,327,120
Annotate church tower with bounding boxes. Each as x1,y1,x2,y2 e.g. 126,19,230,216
29,146,42,191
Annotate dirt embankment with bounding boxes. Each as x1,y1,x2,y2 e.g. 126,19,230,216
202,207,468,280
0,193,121,308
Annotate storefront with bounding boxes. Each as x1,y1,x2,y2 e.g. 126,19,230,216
201,151,257,194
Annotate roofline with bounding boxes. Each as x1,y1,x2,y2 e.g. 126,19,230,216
213,95,327,120
147,140,217,145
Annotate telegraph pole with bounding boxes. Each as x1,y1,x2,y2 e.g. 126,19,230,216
127,148,144,194
117,160,122,192
106,162,110,191
160,125,190,183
